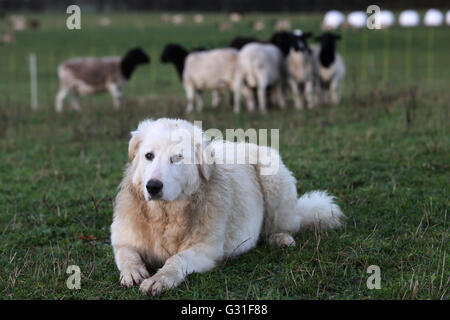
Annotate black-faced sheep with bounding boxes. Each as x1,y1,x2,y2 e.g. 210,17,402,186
312,33,345,106
55,48,150,112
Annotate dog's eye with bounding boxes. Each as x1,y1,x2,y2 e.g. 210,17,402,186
145,152,154,161
170,154,183,164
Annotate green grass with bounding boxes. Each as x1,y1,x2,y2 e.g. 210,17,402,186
0,12,449,300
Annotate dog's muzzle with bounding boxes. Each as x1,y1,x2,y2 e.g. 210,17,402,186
146,179,163,199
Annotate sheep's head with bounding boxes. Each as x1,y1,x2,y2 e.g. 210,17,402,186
270,31,313,55
315,32,341,48
120,47,150,79
160,44,188,64
124,47,150,65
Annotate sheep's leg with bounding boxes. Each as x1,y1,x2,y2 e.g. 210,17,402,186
211,90,221,109
185,85,195,113
242,85,255,112
69,91,81,111
107,83,122,109
330,79,341,105
257,85,267,113
195,91,204,112
274,83,286,110
289,78,303,110
233,72,243,114
314,79,322,106
305,80,315,109
55,87,69,113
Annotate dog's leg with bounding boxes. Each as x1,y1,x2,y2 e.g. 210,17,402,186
140,246,219,296
267,233,296,247
115,246,150,288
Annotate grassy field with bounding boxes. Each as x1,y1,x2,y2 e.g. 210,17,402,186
0,12,448,300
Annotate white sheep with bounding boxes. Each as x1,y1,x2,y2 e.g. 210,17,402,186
322,10,345,30
233,43,285,114
424,9,444,27
55,48,150,112
312,33,345,106
399,10,420,27
446,10,450,26
284,30,316,109
161,44,238,113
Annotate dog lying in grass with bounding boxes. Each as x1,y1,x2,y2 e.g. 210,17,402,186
111,118,345,295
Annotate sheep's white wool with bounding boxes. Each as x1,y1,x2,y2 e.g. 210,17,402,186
424,9,444,27
446,10,450,26
322,10,345,30
234,42,285,113
286,48,316,109
183,48,238,113
399,10,420,27
347,11,367,28
111,118,345,295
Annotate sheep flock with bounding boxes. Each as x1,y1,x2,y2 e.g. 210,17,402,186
54,8,448,113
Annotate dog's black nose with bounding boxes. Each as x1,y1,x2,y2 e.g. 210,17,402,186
146,179,163,196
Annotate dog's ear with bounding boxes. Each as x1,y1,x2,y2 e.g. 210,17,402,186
196,141,214,181
128,131,140,163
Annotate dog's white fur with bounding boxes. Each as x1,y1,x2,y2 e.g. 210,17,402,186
111,118,344,295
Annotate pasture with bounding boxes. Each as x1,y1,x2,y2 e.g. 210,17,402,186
0,12,448,299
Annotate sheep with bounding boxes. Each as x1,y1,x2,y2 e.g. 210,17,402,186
55,48,150,112
446,10,450,26
233,31,302,113
399,10,420,27
322,10,345,30
161,44,238,113
282,30,316,110
424,9,444,27
311,32,345,106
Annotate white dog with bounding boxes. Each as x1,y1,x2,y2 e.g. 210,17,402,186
111,118,345,295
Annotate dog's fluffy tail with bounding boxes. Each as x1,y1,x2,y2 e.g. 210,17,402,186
297,191,345,231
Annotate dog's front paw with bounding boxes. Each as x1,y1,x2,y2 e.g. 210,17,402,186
120,265,150,288
139,270,180,296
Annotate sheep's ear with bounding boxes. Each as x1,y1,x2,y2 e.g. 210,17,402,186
128,132,141,163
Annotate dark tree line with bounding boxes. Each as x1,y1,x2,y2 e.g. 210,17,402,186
0,0,448,13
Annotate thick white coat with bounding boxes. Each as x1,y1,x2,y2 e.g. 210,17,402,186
111,118,345,295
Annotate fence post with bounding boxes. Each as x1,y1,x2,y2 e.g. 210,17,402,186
29,53,38,110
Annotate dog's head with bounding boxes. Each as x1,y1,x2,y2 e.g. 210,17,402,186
127,118,213,202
